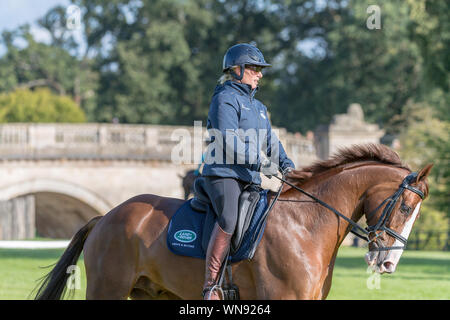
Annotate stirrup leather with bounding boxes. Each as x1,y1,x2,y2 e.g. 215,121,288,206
202,284,224,299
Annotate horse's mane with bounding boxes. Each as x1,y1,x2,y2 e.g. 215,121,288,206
286,143,410,186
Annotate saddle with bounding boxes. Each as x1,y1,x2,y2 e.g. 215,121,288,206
167,178,270,300
190,177,262,254
167,178,269,263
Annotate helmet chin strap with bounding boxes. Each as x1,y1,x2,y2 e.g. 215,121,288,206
230,65,245,81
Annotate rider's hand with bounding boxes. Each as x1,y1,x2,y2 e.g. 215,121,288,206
281,167,294,176
260,160,279,178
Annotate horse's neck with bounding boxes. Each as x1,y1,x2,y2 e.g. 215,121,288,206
288,164,405,246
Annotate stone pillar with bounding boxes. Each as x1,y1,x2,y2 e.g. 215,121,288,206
314,103,385,160
0,195,35,240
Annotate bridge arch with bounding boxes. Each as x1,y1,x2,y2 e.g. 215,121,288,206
0,179,112,239
0,178,112,214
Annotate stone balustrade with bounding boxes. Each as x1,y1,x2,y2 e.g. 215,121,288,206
0,123,317,165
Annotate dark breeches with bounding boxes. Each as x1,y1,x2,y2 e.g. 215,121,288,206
204,177,245,234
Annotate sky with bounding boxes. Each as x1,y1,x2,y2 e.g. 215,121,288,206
0,0,71,31
0,0,71,55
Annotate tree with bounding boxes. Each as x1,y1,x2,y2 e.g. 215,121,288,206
398,102,449,213
91,0,215,124
1,0,447,134
0,88,86,123
0,24,98,121
0,25,75,95
398,101,449,249
269,1,426,134
407,0,449,92
69,0,347,125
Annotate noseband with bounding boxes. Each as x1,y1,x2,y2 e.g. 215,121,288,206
273,172,424,252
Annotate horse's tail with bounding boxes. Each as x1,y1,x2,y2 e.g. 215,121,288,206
33,216,102,300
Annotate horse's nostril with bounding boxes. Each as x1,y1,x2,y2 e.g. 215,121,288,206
383,261,394,271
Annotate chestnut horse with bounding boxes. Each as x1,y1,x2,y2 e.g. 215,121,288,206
34,144,432,300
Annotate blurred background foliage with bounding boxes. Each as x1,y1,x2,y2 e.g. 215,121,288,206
0,88,86,122
0,0,448,249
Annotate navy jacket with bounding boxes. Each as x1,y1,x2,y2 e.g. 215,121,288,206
202,81,295,185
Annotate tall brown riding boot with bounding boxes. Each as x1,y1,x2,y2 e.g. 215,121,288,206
202,222,232,300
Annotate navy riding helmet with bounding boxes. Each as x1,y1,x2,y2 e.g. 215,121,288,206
222,43,271,80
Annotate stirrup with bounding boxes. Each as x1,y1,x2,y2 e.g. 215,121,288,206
202,284,224,300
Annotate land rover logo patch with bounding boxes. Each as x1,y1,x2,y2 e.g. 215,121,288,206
174,230,197,243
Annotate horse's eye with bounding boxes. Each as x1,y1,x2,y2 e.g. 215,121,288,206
400,203,412,215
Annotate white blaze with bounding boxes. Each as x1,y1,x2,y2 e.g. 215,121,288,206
384,202,422,269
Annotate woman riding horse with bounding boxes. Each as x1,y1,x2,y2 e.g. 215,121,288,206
33,144,432,300
201,43,295,299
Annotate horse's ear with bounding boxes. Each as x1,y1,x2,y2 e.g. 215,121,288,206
416,163,433,182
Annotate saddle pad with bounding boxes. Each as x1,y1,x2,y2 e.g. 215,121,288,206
167,189,269,263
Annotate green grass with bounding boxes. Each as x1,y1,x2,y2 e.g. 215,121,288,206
327,247,450,300
0,248,87,300
0,246,448,300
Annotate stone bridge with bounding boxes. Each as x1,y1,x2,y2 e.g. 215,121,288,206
0,123,317,239
0,104,384,240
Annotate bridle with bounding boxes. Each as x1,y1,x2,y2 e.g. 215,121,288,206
364,172,424,251
272,171,424,252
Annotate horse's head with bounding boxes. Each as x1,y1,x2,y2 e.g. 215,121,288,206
363,164,433,274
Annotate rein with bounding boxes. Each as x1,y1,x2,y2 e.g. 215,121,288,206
270,172,424,251
272,174,370,242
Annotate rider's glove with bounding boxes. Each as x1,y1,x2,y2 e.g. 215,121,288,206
281,167,294,176
260,160,279,178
